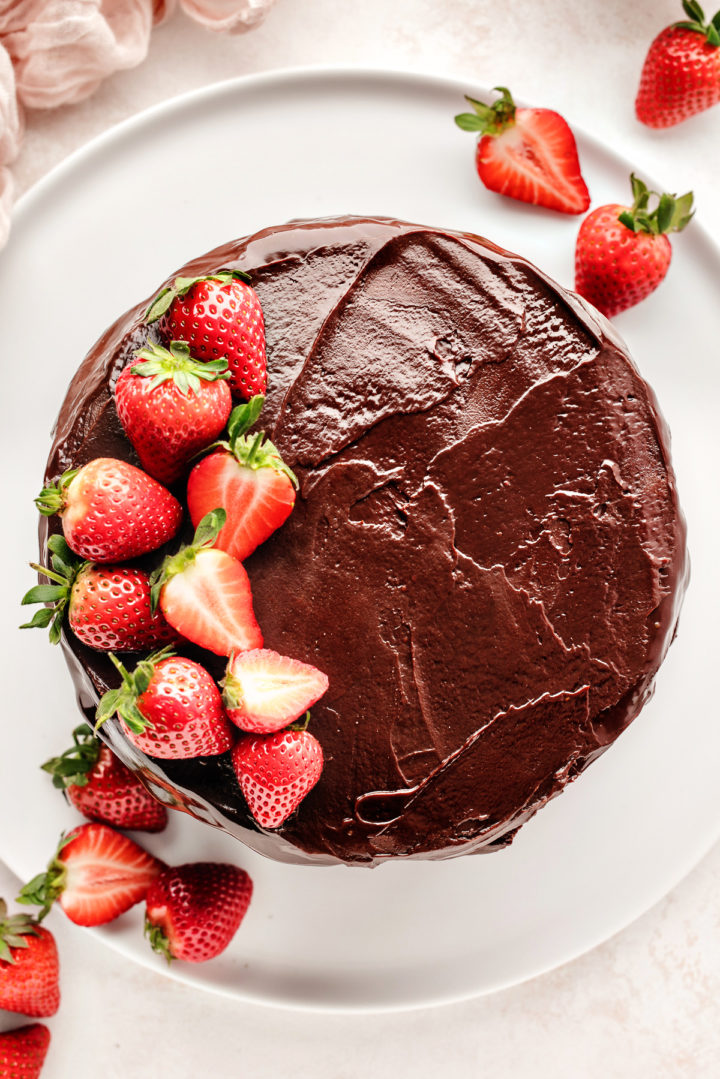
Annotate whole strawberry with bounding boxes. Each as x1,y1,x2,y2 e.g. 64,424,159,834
145,862,253,963
35,458,182,563
187,396,297,562
96,647,233,760
149,510,263,656
115,341,233,486
636,1,720,128
20,535,177,651
231,724,324,829
454,86,590,214
146,270,266,400
575,174,694,317
18,823,163,927
0,1024,51,1079
0,901,59,1018
42,723,168,832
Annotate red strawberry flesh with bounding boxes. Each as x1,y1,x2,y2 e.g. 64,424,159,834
57,823,162,927
187,451,295,562
159,547,263,656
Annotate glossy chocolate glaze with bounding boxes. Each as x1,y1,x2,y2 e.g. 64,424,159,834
42,216,688,866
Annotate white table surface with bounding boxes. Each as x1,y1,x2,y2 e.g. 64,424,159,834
3,1,720,1075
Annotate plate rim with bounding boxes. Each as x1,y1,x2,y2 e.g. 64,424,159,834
5,64,720,1014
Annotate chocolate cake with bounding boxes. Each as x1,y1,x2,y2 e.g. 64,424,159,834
42,216,688,866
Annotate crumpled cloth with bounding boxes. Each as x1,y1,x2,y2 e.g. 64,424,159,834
0,0,276,246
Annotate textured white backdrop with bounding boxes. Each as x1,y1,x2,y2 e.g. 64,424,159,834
3,2,720,1076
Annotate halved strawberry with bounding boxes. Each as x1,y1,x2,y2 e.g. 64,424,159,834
20,535,177,651
35,458,182,563
231,724,324,829
42,723,168,831
18,823,163,927
96,648,233,760
187,396,297,562
150,510,263,656
145,862,253,963
223,649,329,734
455,86,590,214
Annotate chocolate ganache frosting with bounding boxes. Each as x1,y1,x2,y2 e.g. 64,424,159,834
42,216,688,866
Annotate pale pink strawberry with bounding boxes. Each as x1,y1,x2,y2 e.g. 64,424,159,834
223,649,329,734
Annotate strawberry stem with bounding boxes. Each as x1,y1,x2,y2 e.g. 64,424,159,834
20,538,86,645
130,341,230,396
454,86,517,136
41,724,100,790
34,469,79,517
0,900,41,964
149,510,227,612
96,648,175,735
16,834,75,922
144,917,174,963
617,173,694,235
674,1,720,45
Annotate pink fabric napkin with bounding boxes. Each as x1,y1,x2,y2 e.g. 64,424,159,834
0,0,276,247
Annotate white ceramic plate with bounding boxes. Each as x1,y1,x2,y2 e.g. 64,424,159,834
1,68,718,1014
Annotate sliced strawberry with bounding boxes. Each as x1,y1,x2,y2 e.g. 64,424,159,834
42,724,168,831
231,726,324,829
455,87,590,214
187,396,297,562
223,649,329,734
0,1024,51,1079
35,458,182,563
150,510,263,656
18,823,163,927
145,862,253,963
96,648,233,760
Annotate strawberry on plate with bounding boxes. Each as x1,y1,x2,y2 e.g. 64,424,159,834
35,458,182,563
231,723,324,829
149,510,263,656
187,396,297,562
145,862,253,963
18,823,163,927
96,648,233,760
145,270,266,401
636,1,720,128
20,534,177,651
0,1024,51,1079
0,900,59,1018
115,341,232,486
42,723,168,832
575,173,694,317
223,649,329,734
454,86,590,214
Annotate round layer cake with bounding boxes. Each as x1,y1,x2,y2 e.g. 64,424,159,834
42,215,688,866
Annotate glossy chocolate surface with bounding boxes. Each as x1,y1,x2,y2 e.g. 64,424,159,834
43,216,688,866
